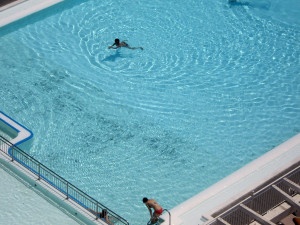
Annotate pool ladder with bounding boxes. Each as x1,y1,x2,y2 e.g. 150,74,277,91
147,209,171,225
163,209,171,225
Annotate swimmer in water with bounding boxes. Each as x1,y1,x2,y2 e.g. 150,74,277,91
108,38,143,50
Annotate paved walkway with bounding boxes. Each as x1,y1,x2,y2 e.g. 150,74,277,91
0,159,83,225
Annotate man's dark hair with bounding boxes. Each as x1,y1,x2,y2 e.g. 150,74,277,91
143,197,148,203
115,38,120,45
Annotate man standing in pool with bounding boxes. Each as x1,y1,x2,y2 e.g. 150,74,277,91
108,38,143,50
143,197,163,224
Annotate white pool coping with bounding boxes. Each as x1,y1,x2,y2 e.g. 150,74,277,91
0,0,63,28
160,133,300,225
0,111,33,146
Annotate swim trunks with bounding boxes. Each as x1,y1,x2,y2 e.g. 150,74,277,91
155,208,163,215
121,41,129,47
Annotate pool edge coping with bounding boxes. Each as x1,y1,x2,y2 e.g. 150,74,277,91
0,0,63,28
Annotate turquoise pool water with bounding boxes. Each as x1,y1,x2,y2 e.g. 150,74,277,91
0,0,299,224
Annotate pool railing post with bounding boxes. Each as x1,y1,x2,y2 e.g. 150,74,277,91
66,182,69,199
38,163,41,180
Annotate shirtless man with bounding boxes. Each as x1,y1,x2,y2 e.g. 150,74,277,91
143,197,163,224
108,38,143,50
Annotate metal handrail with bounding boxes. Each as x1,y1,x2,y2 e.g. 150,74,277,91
163,209,171,225
0,135,129,225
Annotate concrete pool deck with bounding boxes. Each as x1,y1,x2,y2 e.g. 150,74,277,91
0,0,63,28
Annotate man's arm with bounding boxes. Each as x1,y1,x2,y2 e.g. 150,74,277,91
108,43,117,49
146,205,153,217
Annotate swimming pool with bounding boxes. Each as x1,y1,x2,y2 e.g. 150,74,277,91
0,0,299,224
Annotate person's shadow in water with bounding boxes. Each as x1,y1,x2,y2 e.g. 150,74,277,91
228,0,250,7
228,0,271,10
102,50,123,62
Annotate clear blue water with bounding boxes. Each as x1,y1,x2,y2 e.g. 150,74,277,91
0,0,300,224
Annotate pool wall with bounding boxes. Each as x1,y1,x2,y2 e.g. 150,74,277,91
160,133,300,225
0,119,18,140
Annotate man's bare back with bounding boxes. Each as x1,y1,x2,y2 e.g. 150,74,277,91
145,199,162,211
143,197,163,223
